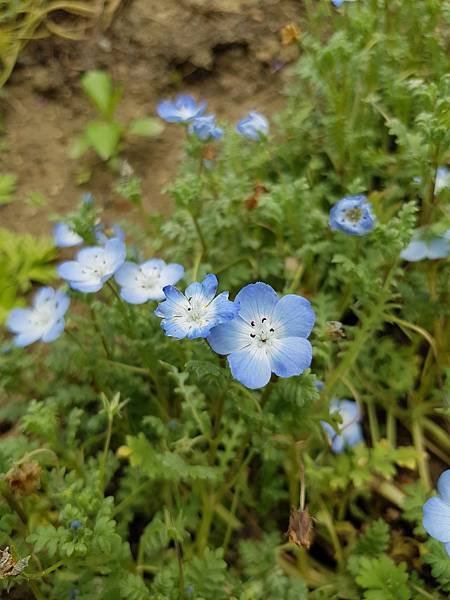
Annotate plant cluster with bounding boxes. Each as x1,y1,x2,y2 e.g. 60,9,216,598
0,1,449,598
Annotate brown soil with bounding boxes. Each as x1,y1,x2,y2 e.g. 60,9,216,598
0,0,301,236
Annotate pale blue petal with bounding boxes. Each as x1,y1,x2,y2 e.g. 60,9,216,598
400,239,427,262
234,282,278,324
141,258,166,273
70,280,103,293
34,287,54,308
42,319,65,343
269,337,312,378
13,329,43,347
208,316,251,355
58,261,90,282
228,346,272,390
7,309,33,333
53,222,83,248
427,236,449,259
185,274,218,305
54,291,70,318
207,291,239,324
105,238,126,269
115,262,139,286
332,399,361,424
271,295,315,338
120,287,150,305
160,263,184,286
77,246,104,265
160,318,190,339
331,434,346,453
155,286,188,318
437,470,450,505
445,542,450,557
342,422,364,447
423,497,450,543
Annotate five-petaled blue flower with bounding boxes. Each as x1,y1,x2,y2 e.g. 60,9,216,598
189,115,223,141
236,112,269,141
7,287,70,347
208,282,314,390
321,399,363,453
53,222,83,248
157,94,206,124
329,195,375,236
423,469,450,557
400,229,450,262
155,274,238,339
115,259,185,304
58,237,126,293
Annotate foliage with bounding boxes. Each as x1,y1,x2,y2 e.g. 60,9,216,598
0,0,449,598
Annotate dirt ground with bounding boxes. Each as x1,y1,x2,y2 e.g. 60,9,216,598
0,0,301,237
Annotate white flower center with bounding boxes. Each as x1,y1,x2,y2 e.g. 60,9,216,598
136,266,161,290
248,316,276,348
32,303,55,330
81,253,111,279
178,106,193,120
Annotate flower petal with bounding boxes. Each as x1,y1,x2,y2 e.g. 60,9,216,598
427,236,449,259
228,346,272,389
207,291,239,325
400,239,427,262
54,291,70,318
69,280,103,293
437,470,450,505
115,262,139,287
342,422,364,448
271,294,315,338
423,496,450,543
155,285,188,317
58,261,91,282
160,263,185,286
104,238,126,270
120,287,151,305
234,282,278,324
268,337,312,378
7,309,33,333
41,318,65,343
13,329,43,347
185,274,218,305
33,287,54,308
208,316,252,355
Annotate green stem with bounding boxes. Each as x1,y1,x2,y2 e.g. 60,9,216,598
99,415,113,494
189,210,208,257
410,414,431,491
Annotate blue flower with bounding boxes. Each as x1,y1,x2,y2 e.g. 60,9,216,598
156,94,206,124
435,166,450,194
423,469,450,557
208,283,314,390
236,112,269,141
70,519,82,531
58,237,126,293
321,399,363,453
189,115,223,141
329,195,375,236
115,259,184,304
155,274,238,340
331,0,345,6
400,229,450,262
95,224,125,245
53,222,83,248
7,287,70,347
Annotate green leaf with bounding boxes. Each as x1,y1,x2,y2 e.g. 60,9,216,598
128,117,164,137
69,134,91,159
355,555,411,600
85,121,122,161
0,172,16,205
81,70,121,118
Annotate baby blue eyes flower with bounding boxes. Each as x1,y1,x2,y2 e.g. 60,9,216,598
53,223,83,249
321,399,363,453
435,166,450,194
7,287,70,347
189,115,223,141
115,259,184,304
155,274,238,340
208,282,315,390
58,237,126,293
236,112,269,141
423,469,450,557
400,229,450,262
329,195,375,236
156,94,206,124
95,224,125,245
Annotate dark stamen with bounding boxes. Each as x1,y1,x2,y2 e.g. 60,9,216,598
250,333,256,338
262,317,267,323
251,321,255,326
270,328,274,332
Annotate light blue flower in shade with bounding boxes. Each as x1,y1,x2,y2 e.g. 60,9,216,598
7,287,70,347
95,224,125,245
423,470,450,557
188,115,223,141
53,223,83,248
321,399,363,453
329,195,375,236
58,237,126,293
155,274,238,340
208,282,314,390
236,112,269,141
331,0,344,6
156,94,206,124
115,259,184,304
400,229,450,262
435,166,450,194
